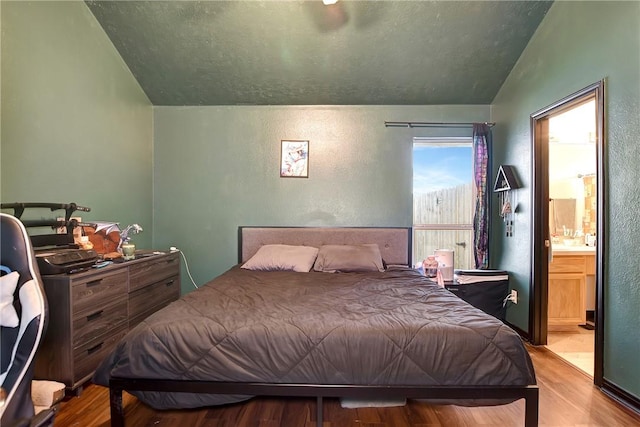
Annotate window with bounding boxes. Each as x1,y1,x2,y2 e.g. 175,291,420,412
413,137,475,269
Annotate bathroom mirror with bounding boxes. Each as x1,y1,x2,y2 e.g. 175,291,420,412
548,102,596,245
549,198,576,237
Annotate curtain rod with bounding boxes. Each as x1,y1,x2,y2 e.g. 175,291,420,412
384,121,495,129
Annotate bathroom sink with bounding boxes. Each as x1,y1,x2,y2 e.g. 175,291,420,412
552,244,595,254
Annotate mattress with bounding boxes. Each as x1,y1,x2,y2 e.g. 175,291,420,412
93,266,536,409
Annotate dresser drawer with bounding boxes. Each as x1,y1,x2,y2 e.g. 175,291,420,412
73,324,128,383
73,297,128,348
129,253,180,292
549,256,586,274
71,270,128,313
129,274,180,326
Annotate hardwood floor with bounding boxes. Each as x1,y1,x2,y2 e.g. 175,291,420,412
52,345,640,427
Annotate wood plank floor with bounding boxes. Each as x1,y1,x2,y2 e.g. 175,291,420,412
52,345,640,427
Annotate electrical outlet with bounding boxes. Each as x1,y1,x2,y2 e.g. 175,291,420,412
510,289,518,304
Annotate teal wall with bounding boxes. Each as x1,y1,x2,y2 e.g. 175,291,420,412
492,1,640,399
153,105,490,290
4,0,639,405
0,1,153,248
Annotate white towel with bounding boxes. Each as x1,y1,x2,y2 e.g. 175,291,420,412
454,274,508,284
340,397,407,408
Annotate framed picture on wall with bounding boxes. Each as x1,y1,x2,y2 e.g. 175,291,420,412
280,140,309,178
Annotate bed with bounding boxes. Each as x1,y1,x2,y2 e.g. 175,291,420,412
94,226,538,426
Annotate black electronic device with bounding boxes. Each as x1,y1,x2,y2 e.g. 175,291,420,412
34,248,99,275
1,202,99,274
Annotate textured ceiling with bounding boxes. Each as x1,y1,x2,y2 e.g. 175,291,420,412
85,0,552,106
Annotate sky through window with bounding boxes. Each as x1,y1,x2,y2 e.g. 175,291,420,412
413,145,472,194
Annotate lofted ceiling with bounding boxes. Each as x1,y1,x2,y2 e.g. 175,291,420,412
85,0,553,106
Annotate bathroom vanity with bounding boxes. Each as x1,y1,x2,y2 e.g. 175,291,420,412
548,245,596,328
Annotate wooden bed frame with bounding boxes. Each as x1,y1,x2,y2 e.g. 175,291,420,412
108,226,539,426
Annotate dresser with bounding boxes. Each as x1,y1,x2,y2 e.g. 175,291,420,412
34,251,180,393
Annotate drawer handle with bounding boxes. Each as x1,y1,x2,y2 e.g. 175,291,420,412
166,279,175,287
86,279,103,287
86,310,104,321
87,342,103,355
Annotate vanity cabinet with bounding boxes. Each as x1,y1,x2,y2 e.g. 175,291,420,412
34,252,180,393
548,252,594,327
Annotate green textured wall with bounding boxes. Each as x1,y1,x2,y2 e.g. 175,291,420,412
153,105,489,291
4,0,639,408
492,1,640,398
0,1,153,247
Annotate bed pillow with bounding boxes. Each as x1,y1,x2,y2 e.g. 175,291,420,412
241,244,319,273
0,271,20,328
313,244,385,273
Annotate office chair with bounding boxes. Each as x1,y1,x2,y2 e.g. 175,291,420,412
1,213,55,427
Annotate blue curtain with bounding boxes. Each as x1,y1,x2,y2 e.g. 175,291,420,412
473,123,492,269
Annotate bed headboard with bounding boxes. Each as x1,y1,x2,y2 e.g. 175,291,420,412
239,226,412,267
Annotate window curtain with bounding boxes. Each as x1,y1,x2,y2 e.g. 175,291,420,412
473,123,492,269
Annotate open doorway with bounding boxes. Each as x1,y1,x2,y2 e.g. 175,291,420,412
545,99,597,376
530,81,605,385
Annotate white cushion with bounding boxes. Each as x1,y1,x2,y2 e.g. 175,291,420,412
0,271,19,328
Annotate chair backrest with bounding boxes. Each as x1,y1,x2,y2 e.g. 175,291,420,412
0,212,48,423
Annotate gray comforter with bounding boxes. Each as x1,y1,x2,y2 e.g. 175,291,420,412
93,266,536,409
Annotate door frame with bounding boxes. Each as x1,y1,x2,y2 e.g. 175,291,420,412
529,80,606,385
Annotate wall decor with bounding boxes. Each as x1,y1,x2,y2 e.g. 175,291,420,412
280,140,309,178
494,165,521,237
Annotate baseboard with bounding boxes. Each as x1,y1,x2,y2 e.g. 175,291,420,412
601,379,640,417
